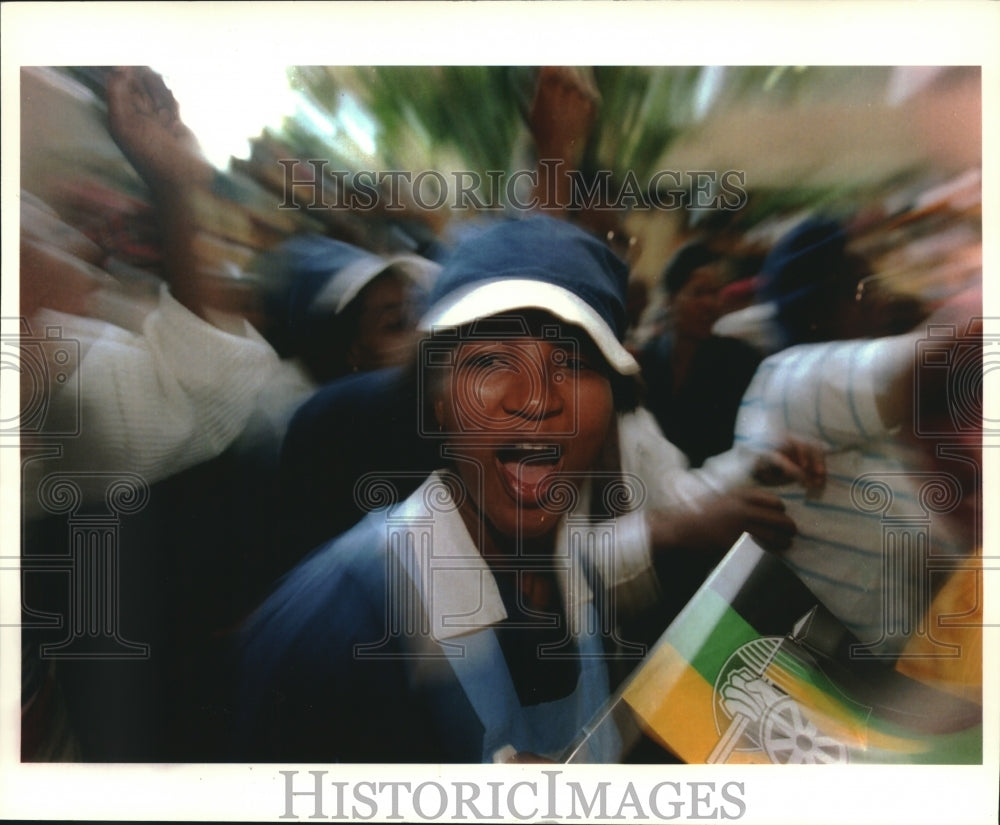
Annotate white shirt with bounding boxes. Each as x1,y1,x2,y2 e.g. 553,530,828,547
23,286,313,514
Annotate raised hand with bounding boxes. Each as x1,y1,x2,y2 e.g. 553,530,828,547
106,66,213,192
528,66,601,164
105,67,216,318
753,436,827,493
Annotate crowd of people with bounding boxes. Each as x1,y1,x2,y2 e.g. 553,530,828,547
16,66,983,763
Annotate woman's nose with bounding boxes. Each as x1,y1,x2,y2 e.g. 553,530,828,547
500,354,565,420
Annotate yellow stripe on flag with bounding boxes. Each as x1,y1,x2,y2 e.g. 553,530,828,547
622,640,767,763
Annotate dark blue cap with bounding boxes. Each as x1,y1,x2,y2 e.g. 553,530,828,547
759,217,847,304
419,217,638,374
758,217,851,346
254,233,439,353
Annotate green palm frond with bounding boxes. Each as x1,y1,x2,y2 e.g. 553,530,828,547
267,66,918,221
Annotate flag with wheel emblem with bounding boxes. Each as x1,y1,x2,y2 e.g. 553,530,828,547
563,534,982,764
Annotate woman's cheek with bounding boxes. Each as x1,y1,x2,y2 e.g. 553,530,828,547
568,376,614,464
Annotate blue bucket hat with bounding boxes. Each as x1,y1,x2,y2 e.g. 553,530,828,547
272,234,439,319
757,217,849,346
419,217,639,375
254,233,440,353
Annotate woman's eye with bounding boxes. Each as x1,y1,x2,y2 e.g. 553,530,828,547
462,352,513,370
557,352,593,373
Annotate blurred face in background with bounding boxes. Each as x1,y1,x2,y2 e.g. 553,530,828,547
433,314,615,550
670,263,724,341
345,269,419,372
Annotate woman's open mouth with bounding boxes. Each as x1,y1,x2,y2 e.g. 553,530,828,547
495,443,563,508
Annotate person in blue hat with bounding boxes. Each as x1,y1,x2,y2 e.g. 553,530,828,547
713,215,912,354
238,216,787,762
235,214,829,763
253,233,440,385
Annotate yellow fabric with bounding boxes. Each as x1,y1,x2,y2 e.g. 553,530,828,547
896,566,983,706
621,640,770,763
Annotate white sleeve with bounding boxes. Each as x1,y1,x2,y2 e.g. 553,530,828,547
617,407,746,508
711,301,783,354
51,286,283,483
610,409,756,612
733,336,913,451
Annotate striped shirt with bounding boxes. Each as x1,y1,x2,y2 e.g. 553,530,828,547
733,336,967,655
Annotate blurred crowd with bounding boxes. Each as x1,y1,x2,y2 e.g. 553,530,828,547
15,65,984,762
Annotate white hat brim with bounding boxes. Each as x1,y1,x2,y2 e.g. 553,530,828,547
312,254,442,315
418,278,639,376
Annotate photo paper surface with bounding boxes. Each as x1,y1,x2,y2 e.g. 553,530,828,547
1,2,997,823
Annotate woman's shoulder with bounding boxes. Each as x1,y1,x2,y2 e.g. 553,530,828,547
242,512,392,657
233,510,431,760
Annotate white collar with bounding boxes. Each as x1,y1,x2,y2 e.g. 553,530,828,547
390,472,595,641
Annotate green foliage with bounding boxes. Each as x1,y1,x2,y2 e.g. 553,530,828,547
275,65,910,223
284,66,700,181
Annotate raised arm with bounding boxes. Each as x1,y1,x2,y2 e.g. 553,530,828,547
106,66,215,319
528,66,601,212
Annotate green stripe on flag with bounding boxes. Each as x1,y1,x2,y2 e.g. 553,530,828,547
664,585,760,684
653,571,981,764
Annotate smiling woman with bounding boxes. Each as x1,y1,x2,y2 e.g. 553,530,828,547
234,216,656,763
434,322,614,543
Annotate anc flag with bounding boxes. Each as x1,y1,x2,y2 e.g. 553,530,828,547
572,534,982,765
